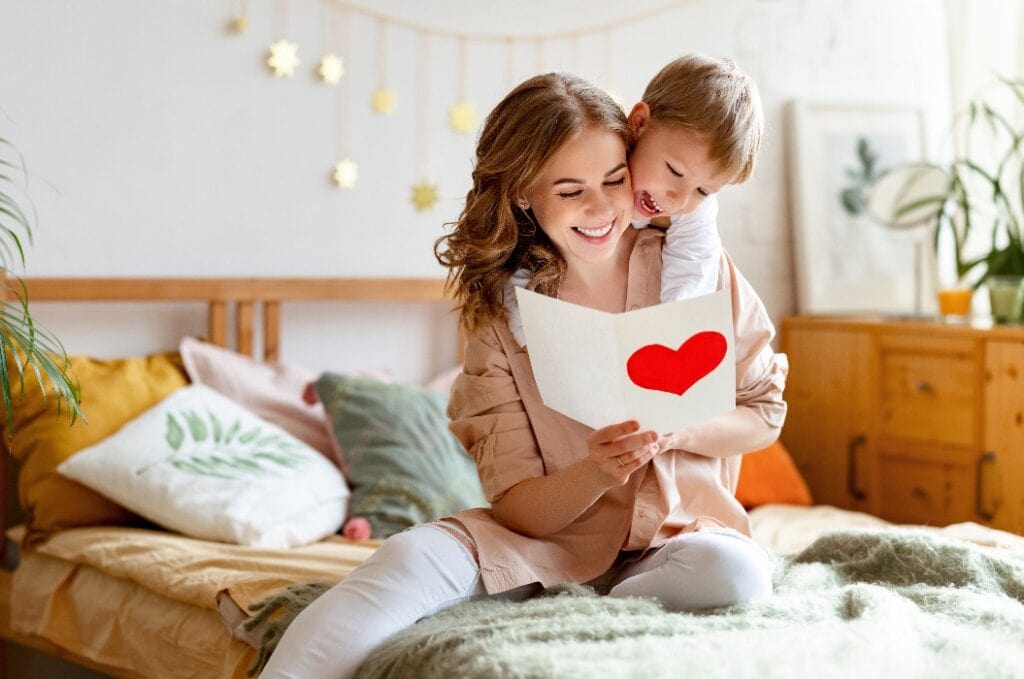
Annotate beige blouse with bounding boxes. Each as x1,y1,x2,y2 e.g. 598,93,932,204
443,227,788,594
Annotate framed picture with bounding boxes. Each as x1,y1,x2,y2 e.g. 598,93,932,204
787,101,932,315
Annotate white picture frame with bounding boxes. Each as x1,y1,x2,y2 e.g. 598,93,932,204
787,101,933,315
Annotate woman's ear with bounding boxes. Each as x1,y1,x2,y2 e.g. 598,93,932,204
627,102,650,135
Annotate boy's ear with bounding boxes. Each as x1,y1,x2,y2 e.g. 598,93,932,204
627,102,651,135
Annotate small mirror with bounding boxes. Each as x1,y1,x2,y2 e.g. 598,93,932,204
866,163,951,229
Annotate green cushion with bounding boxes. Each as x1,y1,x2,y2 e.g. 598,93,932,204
314,373,487,538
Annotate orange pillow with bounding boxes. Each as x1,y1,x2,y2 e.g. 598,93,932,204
735,440,813,508
3,352,189,549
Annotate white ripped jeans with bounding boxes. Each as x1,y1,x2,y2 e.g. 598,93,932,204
259,524,773,679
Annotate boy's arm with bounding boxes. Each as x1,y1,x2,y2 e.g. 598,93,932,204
661,195,722,301
656,387,783,458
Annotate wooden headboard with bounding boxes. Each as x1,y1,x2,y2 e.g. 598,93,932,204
19,277,452,360
1,277,453,563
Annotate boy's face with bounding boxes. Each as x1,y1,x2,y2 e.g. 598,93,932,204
628,103,733,220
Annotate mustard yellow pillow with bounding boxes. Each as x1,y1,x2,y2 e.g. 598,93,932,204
4,352,188,549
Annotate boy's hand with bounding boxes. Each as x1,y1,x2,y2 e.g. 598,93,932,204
655,428,695,454
586,420,659,486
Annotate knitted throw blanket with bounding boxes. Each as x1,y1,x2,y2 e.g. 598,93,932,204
249,529,1024,678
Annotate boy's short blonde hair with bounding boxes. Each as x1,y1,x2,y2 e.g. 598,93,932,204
642,54,763,184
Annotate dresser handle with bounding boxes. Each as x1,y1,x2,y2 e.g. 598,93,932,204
847,434,867,501
914,380,934,394
976,451,997,521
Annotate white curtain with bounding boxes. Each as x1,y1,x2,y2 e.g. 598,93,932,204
946,0,1023,151
943,0,1024,291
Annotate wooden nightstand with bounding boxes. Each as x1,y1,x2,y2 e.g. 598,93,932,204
780,316,1024,534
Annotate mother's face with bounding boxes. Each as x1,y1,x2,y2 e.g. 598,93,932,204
523,126,633,267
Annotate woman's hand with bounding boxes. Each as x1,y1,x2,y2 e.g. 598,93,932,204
586,420,659,486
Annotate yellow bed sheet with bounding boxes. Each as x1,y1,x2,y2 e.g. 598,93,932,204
10,526,380,677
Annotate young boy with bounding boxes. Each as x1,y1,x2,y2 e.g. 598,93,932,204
628,54,764,302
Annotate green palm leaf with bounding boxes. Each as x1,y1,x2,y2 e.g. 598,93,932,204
172,459,234,480
237,427,261,444
166,413,184,450
223,419,242,444
0,138,79,433
183,409,208,441
208,410,224,443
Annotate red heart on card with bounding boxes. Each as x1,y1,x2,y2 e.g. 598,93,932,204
626,331,727,396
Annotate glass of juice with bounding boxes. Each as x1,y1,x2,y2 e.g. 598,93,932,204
936,287,973,324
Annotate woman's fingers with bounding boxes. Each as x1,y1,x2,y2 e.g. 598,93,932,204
604,430,658,457
591,420,640,445
611,444,658,479
586,420,660,486
614,442,659,467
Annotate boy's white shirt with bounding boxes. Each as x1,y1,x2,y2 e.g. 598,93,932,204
633,194,721,302
504,194,722,346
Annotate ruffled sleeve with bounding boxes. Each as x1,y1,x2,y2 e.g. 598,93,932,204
447,323,546,503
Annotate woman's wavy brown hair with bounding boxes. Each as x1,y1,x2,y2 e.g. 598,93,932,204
435,72,632,334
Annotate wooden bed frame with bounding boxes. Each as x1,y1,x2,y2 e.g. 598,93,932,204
0,276,450,679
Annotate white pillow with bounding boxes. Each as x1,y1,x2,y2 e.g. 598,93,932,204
58,384,349,548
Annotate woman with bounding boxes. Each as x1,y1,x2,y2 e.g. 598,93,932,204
260,73,786,679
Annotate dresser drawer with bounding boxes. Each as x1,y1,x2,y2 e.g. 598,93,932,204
879,455,972,525
880,345,978,447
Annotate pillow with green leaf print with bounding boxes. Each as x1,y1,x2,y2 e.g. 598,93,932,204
57,384,349,548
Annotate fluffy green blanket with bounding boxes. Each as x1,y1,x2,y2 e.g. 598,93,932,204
251,529,1024,678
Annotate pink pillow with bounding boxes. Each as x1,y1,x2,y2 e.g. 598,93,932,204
179,337,345,472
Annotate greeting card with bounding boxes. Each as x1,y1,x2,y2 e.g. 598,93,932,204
515,287,735,433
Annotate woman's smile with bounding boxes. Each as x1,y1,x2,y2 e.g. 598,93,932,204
572,218,616,244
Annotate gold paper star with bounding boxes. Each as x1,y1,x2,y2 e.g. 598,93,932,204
448,101,477,134
232,14,249,34
267,39,300,78
372,89,396,115
411,182,439,211
332,158,359,189
318,54,344,84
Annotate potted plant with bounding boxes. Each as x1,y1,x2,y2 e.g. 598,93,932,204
933,77,1024,321
0,136,81,430
873,78,1024,321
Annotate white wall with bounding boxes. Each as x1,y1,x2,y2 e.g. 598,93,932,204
0,0,953,381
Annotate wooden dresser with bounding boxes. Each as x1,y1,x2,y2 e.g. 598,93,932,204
780,316,1024,534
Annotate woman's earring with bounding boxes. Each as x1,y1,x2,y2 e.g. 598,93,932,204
517,200,530,210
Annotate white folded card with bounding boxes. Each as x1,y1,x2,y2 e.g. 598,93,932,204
515,287,736,434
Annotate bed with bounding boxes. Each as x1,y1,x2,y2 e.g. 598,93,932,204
2,277,1023,679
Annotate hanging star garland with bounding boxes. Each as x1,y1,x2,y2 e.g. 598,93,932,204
232,14,249,34
448,101,477,134
410,182,439,211
267,39,300,77
372,89,396,115
318,54,344,84
332,158,359,188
